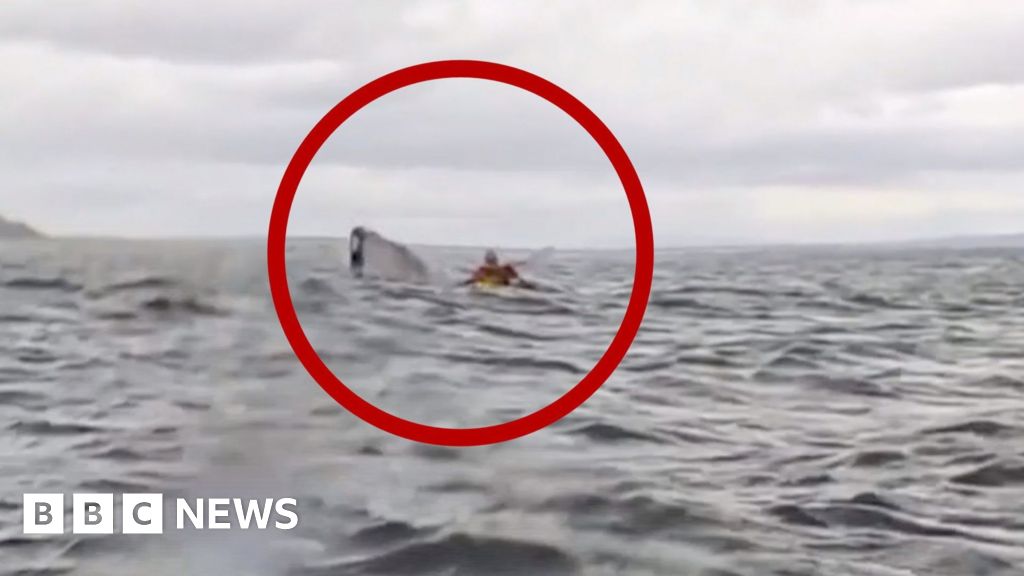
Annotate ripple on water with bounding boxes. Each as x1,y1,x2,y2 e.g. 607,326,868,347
301,533,578,576
950,460,1024,487
8,419,108,436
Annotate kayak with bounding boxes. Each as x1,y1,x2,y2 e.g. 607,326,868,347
469,279,541,294
473,278,507,288
470,281,509,295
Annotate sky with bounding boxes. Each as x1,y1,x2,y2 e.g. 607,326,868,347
1,0,1023,248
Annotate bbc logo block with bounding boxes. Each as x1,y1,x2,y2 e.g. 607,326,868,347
122,493,164,534
23,494,64,534
72,493,114,534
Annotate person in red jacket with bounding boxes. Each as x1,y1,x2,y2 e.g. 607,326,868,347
463,249,536,288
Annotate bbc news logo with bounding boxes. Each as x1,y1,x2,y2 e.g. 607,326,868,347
23,494,298,534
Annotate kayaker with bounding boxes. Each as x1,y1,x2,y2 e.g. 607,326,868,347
463,249,535,288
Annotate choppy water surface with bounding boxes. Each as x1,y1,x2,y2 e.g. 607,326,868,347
1,238,1023,575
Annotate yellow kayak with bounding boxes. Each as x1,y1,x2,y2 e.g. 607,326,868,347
470,280,509,295
473,278,506,288
469,279,538,293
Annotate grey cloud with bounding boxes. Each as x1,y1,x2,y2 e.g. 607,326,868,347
0,1,360,64
6,41,1020,189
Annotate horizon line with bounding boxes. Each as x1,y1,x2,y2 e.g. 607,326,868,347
11,230,1024,251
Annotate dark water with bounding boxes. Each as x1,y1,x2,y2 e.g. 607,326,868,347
1,238,1023,575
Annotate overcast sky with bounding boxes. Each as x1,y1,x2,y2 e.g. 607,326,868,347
1,0,1023,248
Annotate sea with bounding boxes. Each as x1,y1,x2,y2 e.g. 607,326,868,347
1,237,1022,575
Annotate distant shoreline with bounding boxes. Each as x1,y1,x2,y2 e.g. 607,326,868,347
0,215,44,239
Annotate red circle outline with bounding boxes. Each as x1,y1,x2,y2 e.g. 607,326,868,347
268,60,653,446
